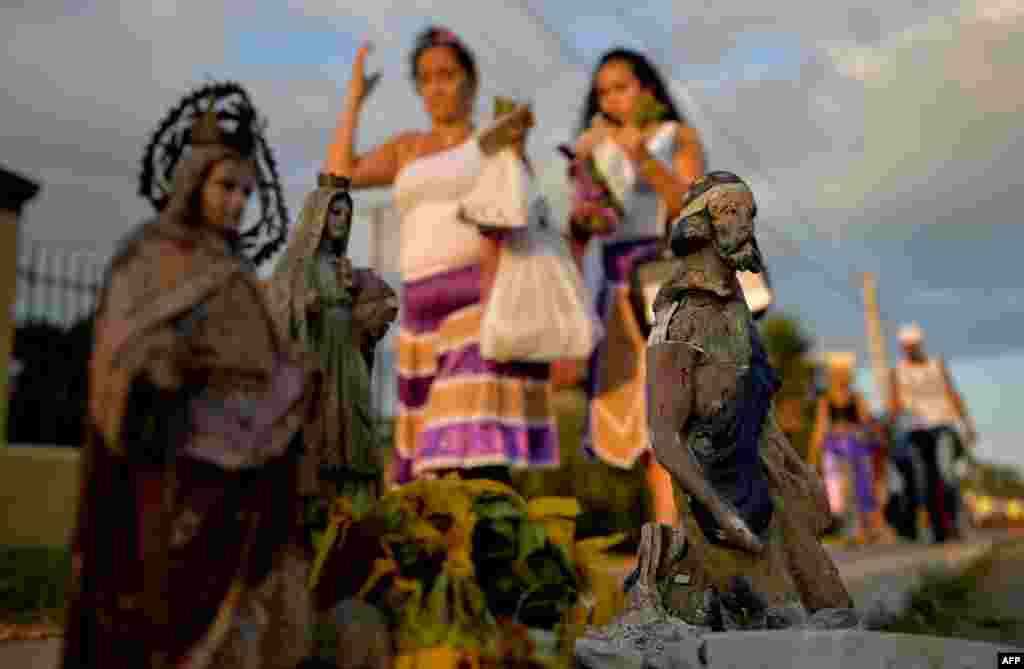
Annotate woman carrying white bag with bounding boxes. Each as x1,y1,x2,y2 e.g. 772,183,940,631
325,31,560,484
460,142,602,364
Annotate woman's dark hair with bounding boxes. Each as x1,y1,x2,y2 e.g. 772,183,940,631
409,26,478,89
578,48,686,134
328,190,353,216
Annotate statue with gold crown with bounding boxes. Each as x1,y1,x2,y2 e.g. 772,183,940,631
265,172,408,665
61,81,318,669
265,172,403,557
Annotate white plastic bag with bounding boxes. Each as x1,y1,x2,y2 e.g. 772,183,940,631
458,146,536,230
480,222,602,362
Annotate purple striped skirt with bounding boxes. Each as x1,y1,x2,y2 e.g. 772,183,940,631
582,237,663,468
392,263,559,483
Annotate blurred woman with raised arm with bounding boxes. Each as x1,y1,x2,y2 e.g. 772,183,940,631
322,28,558,484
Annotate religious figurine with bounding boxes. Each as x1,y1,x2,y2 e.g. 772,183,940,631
267,175,386,522
609,172,855,636
62,82,317,669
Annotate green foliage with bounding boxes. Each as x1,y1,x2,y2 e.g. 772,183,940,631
312,620,338,660
494,96,518,117
759,313,812,362
759,313,818,459
633,96,670,126
374,385,673,553
964,461,1024,498
510,388,648,550
375,391,649,551
471,491,578,628
0,546,70,622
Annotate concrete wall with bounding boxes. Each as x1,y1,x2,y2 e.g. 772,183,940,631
0,446,80,548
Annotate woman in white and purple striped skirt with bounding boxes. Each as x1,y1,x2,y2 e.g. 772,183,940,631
323,28,559,484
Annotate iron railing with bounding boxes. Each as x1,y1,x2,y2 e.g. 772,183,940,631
14,240,104,328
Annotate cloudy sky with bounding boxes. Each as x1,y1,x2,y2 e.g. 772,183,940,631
3,0,1022,466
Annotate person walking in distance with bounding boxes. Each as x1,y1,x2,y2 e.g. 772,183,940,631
889,323,977,542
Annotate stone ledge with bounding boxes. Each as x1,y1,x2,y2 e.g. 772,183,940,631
577,629,1018,669
0,638,59,669
1,445,81,462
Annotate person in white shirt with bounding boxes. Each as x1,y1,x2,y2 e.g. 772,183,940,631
888,323,976,542
322,30,558,484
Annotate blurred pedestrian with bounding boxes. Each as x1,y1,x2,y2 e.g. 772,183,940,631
889,323,976,543
809,353,893,544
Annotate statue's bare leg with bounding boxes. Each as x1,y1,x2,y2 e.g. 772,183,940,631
625,523,664,611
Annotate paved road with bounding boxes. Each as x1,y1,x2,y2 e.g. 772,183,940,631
831,532,1003,612
1,530,1016,668
1,637,56,668
597,528,1012,618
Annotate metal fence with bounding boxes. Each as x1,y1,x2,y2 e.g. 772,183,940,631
9,237,404,419
15,240,104,328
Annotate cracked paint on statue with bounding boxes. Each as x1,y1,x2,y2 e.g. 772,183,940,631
586,173,857,652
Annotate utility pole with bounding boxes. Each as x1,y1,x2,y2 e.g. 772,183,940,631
863,271,893,508
862,272,889,410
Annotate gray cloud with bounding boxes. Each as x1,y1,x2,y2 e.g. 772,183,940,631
845,7,885,44
2,1,238,251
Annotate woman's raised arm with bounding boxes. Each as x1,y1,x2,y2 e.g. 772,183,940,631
322,43,409,189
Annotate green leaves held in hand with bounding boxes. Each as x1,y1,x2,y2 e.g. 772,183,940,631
633,95,670,126
494,96,518,118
